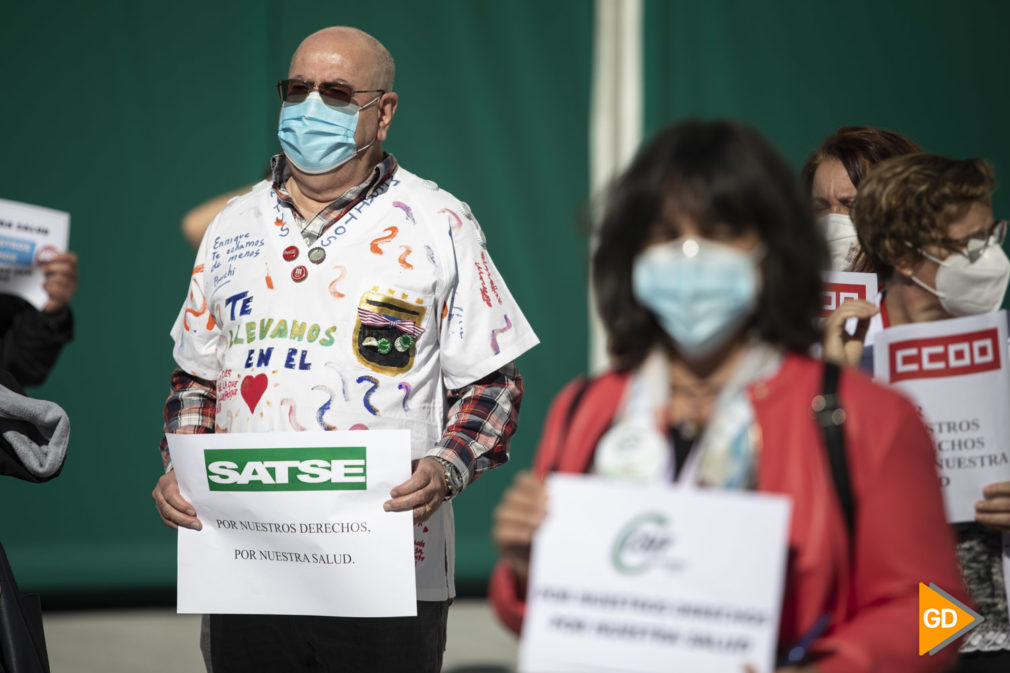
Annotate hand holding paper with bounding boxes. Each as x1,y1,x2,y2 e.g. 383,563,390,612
975,480,1010,532
383,456,447,523
152,469,202,531
40,251,78,314
822,298,878,367
492,470,548,589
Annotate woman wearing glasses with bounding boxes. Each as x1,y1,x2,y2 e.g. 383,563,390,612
489,121,964,672
848,154,1010,673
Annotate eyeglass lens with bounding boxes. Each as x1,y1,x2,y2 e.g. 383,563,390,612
959,220,1007,261
277,79,355,106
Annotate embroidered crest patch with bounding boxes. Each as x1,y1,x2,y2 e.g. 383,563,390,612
353,288,427,375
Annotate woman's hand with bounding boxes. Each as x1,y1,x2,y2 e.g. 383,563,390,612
975,481,1010,532
821,299,878,367
492,471,548,591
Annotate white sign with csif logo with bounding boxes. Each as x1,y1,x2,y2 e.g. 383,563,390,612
519,474,791,673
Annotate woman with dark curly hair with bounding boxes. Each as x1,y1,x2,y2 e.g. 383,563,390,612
489,120,963,672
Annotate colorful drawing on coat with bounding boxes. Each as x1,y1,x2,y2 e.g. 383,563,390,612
329,265,347,298
184,264,216,331
369,226,398,254
273,215,290,238
398,382,412,412
438,208,462,231
490,314,513,355
240,373,268,413
349,423,368,430
450,306,465,339
325,361,349,400
424,245,436,266
475,261,492,307
311,384,339,430
480,251,502,304
353,290,427,376
392,201,415,225
398,245,414,270
281,398,306,431
356,375,380,416
264,262,274,289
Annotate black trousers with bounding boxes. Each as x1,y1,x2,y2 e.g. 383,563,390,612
203,600,449,673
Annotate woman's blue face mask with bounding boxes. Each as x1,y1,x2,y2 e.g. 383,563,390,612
632,236,763,360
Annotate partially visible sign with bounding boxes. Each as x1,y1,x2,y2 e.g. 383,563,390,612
874,312,1010,522
0,198,70,310
519,474,791,673
820,271,878,319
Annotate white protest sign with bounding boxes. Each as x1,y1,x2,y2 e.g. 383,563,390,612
0,198,70,310
168,430,416,617
519,474,791,673
873,311,1010,523
820,270,878,319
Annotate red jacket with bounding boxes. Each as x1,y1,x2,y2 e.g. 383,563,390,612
488,353,965,673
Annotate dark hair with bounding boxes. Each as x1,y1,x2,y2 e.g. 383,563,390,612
802,126,922,195
593,119,826,371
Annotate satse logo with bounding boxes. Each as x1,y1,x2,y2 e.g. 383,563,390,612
889,328,1001,383
821,283,867,318
204,446,367,492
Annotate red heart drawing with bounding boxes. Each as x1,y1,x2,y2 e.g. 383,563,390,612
240,373,268,413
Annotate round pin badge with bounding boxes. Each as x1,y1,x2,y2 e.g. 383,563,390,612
283,246,299,261
394,334,415,352
308,247,326,264
291,265,308,282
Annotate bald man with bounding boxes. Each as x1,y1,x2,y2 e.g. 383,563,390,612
152,26,538,672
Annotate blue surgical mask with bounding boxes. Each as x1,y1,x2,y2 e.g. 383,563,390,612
632,237,762,359
277,92,379,174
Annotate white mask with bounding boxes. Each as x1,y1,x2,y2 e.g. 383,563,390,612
909,244,1010,316
817,213,860,271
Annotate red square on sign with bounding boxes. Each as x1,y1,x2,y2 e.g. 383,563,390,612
821,282,869,318
888,328,1001,382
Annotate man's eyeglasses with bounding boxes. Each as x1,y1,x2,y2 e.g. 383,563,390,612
276,79,385,107
937,219,1008,263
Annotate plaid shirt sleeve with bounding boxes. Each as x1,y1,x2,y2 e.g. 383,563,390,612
159,368,217,472
427,362,524,496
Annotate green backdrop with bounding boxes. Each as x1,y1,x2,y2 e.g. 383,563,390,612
644,0,1010,219
0,0,592,600
3,0,1009,604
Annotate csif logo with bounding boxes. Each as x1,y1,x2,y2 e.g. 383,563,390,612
610,512,677,575
889,328,1001,383
204,446,367,492
821,283,867,318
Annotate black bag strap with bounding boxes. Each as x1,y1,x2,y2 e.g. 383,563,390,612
812,362,856,537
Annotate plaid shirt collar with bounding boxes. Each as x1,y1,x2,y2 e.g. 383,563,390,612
270,153,398,245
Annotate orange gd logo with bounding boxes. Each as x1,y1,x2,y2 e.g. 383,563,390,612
918,583,982,656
